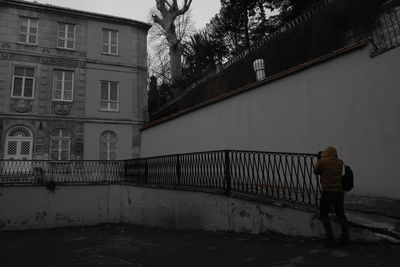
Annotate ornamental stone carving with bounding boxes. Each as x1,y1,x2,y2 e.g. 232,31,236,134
1,42,11,48
53,101,72,115
41,57,50,64
1,53,10,59
35,144,44,153
10,99,33,113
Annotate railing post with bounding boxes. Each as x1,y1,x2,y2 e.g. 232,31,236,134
123,160,128,182
144,158,148,184
176,155,181,185
225,150,231,195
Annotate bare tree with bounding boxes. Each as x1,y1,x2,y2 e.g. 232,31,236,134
152,0,193,86
148,8,195,85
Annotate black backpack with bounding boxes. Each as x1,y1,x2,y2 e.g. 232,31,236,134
342,164,354,192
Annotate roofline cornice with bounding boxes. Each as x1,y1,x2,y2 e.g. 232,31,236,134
0,0,152,31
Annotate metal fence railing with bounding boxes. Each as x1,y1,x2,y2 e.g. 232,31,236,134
229,151,319,205
0,150,320,205
124,150,320,205
0,160,125,185
372,3,400,53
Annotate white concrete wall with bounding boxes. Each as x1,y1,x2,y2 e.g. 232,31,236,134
120,186,322,237
0,185,122,231
0,185,381,241
2,185,323,236
0,185,326,237
141,45,400,199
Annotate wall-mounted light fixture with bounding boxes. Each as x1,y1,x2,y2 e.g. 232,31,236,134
253,59,266,81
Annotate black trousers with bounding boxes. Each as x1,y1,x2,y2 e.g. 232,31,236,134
320,191,349,241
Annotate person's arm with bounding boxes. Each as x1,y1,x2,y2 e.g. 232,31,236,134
314,160,324,175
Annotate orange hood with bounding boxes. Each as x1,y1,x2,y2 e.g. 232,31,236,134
321,146,338,160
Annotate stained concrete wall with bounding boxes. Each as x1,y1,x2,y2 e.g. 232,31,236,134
141,44,400,199
0,185,122,231
0,185,325,237
0,185,379,241
120,186,323,237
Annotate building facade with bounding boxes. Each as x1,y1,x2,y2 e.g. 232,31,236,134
0,0,150,161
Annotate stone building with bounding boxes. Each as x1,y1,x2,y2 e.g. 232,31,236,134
0,0,150,161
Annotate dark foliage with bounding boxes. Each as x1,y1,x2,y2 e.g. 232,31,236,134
148,76,159,112
179,0,322,90
158,83,173,106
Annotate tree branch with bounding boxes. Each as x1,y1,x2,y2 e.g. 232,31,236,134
171,0,178,10
176,0,192,16
152,13,163,25
165,0,172,9
156,0,167,15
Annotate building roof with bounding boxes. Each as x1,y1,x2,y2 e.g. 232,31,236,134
0,0,152,30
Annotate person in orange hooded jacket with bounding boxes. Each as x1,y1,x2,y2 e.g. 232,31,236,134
314,146,349,247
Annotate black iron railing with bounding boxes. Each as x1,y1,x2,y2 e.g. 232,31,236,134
372,2,400,53
0,160,125,185
0,150,320,205
126,150,320,205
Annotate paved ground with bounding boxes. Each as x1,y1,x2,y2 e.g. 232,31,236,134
345,194,400,219
0,224,399,267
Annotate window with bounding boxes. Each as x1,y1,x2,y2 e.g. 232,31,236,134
12,66,35,98
53,70,74,101
100,131,117,160
102,29,118,55
57,23,75,50
4,126,33,160
100,81,119,111
50,129,71,161
18,17,38,45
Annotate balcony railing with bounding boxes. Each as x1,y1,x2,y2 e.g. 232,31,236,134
0,150,320,205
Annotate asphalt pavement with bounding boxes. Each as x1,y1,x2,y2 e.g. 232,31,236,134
0,224,398,267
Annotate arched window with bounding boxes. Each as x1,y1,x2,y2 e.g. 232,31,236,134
4,126,33,160
100,131,117,160
50,129,71,161
8,126,32,137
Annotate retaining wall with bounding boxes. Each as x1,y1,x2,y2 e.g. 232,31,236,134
0,185,122,231
141,44,400,199
0,185,380,241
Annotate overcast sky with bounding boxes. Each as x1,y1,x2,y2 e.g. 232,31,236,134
27,0,221,29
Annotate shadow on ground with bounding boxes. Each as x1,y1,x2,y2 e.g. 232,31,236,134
0,224,398,267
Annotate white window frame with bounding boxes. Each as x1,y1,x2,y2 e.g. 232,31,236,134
102,29,119,55
100,131,117,160
57,22,76,50
52,70,74,102
50,129,71,161
4,126,34,161
18,17,38,45
11,66,35,99
100,81,119,112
